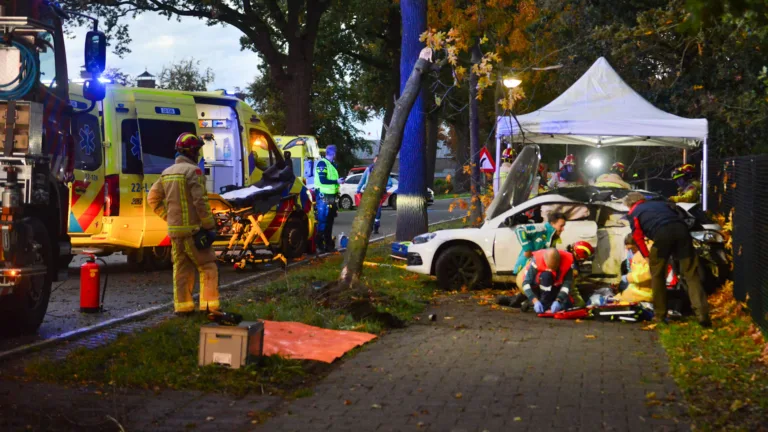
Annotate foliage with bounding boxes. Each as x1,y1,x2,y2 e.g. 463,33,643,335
659,281,768,431
158,58,214,92
102,68,134,86
433,178,454,194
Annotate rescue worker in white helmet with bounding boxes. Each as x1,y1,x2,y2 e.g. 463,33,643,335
594,162,631,189
315,145,344,252
669,163,701,203
548,154,586,189
147,133,219,315
499,146,516,186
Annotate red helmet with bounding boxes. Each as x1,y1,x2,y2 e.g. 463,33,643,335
538,163,546,174
502,147,516,162
611,162,626,176
572,241,595,261
671,163,695,180
175,133,203,152
562,154,576,167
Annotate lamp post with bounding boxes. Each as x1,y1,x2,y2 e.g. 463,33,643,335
494,74,522,194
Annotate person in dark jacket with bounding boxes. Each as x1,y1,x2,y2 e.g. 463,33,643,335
623,192,711,327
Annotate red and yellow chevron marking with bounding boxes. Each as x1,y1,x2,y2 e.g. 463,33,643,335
69,180,104,234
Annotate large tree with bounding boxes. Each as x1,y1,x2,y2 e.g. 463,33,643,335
61,0,334,134
395,0,429,241
159,58,214,91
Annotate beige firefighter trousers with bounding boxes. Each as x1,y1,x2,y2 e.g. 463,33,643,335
171,236,219,312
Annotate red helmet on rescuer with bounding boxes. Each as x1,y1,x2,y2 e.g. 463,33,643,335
175,133,203,152
611,162,626,176
671,163,695,180
572,241,595,261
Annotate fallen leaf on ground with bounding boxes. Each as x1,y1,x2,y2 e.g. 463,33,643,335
730,400,745,412
646,392,656,399
344,400,352,405
444,316,454,320
642,324,657,331
206,416,215,422
417,422,426,428
371,404,382,409
514,417,522,422
575,319,583,323
585,334,597,339
701,334,709,341
455,392,463,399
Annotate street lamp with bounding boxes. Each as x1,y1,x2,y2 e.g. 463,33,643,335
502,77,522,88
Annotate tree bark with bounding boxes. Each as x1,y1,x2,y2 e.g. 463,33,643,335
426,103,439,190
468,42,484,226
452,118,470,193
273,58,314,134
338,52,433,292
395,0,429,242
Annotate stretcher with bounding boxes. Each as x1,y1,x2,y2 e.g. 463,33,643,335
208,164,301,270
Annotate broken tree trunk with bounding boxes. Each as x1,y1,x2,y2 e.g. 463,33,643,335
337,49,433,293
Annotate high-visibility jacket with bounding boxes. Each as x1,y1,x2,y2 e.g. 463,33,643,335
513,223,558,273
618,250,653,303
521,249,575,304
670,180,701,203
594,173,630,189
147,155,215,238
316,158,340,195
499,162,512,186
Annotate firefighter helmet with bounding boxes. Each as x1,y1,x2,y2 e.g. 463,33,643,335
572,241,595,261
175,133,203,152
610,162,626,177
562,154,576,167
502,147,516,162
671,163,695,180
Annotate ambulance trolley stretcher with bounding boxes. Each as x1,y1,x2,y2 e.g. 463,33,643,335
208,164,300,270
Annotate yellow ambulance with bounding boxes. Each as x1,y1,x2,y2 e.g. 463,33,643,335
68,85,315,268
274,135,322,188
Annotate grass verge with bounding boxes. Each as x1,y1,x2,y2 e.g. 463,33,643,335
658,283,768,431
26,220,464,396
434,192,471,200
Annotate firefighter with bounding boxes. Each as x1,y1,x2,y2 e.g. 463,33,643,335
624,192,711,327
595,162,631,189
670,163,701,203
615,234,653,303
548,154,586,189
499,147,516,186
357,156,393,234
147,133,219,314
315,145,344,252
520,248,576,314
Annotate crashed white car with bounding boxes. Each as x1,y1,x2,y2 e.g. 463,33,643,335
405,146,728,291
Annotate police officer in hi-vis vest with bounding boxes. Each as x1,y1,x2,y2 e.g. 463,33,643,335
314,145,344,252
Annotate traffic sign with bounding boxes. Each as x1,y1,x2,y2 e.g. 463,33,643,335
479,148,496,173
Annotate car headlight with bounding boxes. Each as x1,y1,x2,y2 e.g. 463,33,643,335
691,231,724,243
413,233,437,244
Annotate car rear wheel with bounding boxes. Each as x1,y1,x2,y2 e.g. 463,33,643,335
339,195,354,210
144,246,172,271
435,245,486,291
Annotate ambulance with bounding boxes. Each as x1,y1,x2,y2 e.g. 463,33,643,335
68,85,314,268
274,135,322,188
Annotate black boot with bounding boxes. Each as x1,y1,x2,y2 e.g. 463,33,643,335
373,226,380,235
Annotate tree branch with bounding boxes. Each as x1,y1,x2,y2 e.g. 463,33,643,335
340,49,389,70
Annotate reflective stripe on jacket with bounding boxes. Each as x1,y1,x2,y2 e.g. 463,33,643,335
316,158,339,195
594,173,630,189
670,180,701,203
147,155,215,238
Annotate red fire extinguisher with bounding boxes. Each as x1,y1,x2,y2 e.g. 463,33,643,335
80,254,107,313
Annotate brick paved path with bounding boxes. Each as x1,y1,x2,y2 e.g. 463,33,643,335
261,295,688,432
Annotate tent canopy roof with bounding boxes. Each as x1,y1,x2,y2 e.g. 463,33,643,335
496,57,707,149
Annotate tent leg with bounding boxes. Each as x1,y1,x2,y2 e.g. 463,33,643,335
494,136,501,195
702,139,708,211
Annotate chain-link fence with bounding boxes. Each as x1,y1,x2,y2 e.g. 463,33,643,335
707,155,768,333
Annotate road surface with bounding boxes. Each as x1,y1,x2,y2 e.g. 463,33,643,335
0,199,460,351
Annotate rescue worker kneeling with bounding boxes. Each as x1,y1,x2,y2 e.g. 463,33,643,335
615,234,653,303
520,248,575,314
148,133,219,314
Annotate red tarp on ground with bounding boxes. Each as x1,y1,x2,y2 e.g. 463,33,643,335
262,321,377,363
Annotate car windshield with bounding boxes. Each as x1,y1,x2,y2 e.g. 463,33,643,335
485,144,540,220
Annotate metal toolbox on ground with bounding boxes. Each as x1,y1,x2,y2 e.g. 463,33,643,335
198,320,265,369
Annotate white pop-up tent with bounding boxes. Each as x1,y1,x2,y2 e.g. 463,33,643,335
495,57,710,208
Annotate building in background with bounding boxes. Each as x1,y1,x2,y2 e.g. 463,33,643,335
136,70,157,88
